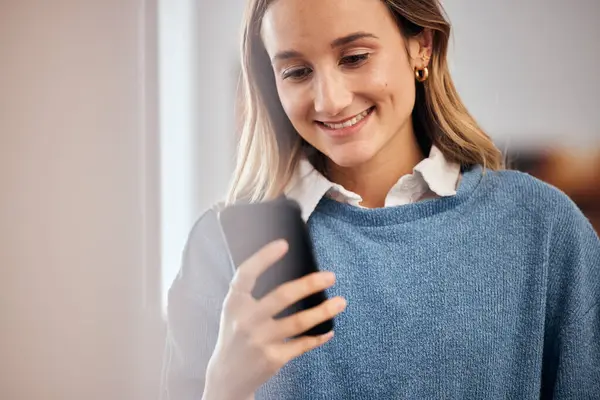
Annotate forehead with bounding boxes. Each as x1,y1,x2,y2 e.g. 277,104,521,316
261,0,397,55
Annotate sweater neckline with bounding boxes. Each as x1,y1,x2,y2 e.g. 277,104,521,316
312,165,484,226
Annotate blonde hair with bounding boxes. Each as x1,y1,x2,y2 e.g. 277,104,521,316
227,0,504,204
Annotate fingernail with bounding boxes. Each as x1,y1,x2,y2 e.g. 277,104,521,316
323,271,335,283
336,298,347,311
274,239,288,251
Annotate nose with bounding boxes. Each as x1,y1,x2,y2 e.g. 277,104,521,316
313,71,353,117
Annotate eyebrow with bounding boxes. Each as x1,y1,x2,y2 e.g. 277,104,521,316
331,32,378,48
271,32,379,63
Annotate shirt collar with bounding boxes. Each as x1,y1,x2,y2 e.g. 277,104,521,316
284,145,461,222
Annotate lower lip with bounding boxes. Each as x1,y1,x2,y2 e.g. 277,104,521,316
317,108,374,138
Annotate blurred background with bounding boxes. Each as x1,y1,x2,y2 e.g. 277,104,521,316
1,0,598,399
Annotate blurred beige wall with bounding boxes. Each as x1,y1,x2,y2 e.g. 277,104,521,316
0,1,161,399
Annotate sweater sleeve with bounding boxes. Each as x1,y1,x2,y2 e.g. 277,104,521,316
160,208,234,400
540,196,600,399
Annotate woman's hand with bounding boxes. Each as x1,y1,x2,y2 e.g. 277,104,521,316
202,239,346,400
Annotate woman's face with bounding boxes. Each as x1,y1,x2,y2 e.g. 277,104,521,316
261,0,427,169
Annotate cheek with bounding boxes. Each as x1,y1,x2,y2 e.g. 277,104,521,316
275,86,316,143
277,87,309,124
358,58,415,105
375,62,416,111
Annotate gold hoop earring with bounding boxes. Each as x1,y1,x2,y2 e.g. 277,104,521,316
415,67,429,82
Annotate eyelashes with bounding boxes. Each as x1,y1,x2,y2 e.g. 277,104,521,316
281,53,371,81
339,53,370,67
282,66,312,81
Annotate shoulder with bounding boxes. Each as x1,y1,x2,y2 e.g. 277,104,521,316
477,168,583,222
172,201,234,295
186,202,225,250
482,169,598,269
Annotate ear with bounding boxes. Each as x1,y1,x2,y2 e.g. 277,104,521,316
407,28,433,69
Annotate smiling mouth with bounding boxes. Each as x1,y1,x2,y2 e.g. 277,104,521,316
317,107,375,130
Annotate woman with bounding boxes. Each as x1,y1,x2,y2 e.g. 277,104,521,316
161,0,600,399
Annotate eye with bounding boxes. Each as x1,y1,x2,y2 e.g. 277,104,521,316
339,53,370,67
282,67,312,81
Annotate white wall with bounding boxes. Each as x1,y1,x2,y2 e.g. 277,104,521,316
159,0,246,307
0,1,161,399
444,0,600,148
191,0,245,212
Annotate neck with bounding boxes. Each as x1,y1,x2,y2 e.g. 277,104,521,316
327,128,426,208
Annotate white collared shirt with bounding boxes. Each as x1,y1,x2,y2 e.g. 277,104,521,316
284,146,461,222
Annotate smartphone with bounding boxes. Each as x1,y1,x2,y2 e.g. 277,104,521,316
218,196,333,336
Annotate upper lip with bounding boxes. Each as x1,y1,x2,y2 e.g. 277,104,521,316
317,107,372,124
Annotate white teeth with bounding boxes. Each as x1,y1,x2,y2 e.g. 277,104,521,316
322,108,371,129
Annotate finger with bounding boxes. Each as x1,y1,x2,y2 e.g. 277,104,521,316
258,271,336,319
269,296,346,341
229,239,289,294
276,330,335,361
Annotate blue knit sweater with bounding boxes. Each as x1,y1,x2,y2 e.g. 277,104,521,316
162,166,600,400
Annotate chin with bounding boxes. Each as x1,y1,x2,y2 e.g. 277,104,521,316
324,144,376,169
